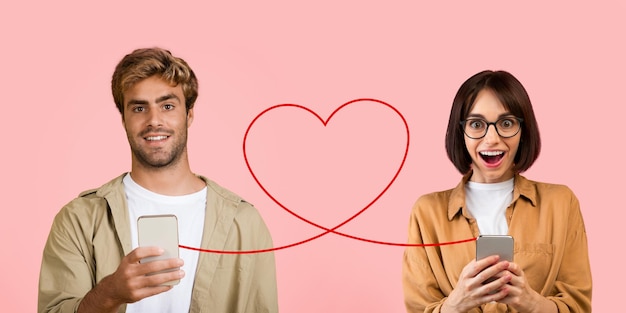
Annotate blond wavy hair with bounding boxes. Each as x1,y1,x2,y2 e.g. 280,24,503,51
111,47,198,115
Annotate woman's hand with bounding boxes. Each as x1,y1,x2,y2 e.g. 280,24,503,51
441,255,512,313
498,262,557,313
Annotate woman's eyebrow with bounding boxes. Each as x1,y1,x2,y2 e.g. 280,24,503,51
466,112,515,119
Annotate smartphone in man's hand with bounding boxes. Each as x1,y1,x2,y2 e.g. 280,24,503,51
137,214,180,286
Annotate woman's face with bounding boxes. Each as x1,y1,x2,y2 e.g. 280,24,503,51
464,89,521,183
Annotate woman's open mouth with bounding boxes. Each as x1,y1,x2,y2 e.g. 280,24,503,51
480,150,504,165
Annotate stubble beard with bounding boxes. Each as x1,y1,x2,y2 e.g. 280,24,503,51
129,128,188,170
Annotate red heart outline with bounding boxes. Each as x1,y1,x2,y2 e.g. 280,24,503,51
179,98,476,254
243,98,410,247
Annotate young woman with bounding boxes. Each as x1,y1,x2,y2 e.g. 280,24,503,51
402,70,592,312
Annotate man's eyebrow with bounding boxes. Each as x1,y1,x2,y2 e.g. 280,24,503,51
156,93,181,103
126,99,148,106
126,93,181,107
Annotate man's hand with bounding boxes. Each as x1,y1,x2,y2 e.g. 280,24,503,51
77,246,185,313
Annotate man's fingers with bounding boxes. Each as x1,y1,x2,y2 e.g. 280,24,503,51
142,269,186,287
126,246,165,263
135,257,184,276
126,284,174,303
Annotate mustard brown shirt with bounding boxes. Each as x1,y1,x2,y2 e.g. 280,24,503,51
402,173,592,312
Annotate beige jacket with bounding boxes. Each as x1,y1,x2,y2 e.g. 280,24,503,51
402,173,592,312
39,174,278,313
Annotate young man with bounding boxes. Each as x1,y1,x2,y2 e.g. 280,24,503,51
38,48,278,313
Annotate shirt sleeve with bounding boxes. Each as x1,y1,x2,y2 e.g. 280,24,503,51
402,200,443,312
402,197,482,313
547,191,592,312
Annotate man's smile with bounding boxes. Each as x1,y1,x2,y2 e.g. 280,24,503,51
145,135,169,141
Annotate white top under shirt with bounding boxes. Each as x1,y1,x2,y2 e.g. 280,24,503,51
124,174,207,313
465,178,514,235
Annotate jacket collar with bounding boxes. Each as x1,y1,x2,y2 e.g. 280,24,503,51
90,173,218,255
447,171,538,221
93,173,213,198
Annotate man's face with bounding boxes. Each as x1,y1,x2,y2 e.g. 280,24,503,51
122,75,193,170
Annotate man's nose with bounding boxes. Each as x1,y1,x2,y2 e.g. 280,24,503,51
147,107,163,127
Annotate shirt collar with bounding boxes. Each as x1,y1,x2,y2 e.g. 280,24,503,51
447,171,538,221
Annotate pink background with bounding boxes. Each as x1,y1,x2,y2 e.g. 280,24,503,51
1,1,623,311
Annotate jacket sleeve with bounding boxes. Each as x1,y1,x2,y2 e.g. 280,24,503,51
38,205,94,313
547,192,592,312
243,204,279,313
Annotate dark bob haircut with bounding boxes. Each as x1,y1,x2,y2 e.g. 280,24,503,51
445,70,541,174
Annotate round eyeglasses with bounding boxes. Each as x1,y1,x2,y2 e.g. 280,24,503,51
460,116,523,139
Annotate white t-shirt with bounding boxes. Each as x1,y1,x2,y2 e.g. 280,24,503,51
124,174,206,313
465,178,514,235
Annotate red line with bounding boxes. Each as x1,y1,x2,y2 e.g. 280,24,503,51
178,99,477,254
179,237,477,254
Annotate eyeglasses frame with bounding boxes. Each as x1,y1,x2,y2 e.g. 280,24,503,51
460,116,524,139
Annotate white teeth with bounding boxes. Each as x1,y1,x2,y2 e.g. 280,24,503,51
480,151,504,156
146,136,168,141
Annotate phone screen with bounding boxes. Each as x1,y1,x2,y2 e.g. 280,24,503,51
137,214,180,285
